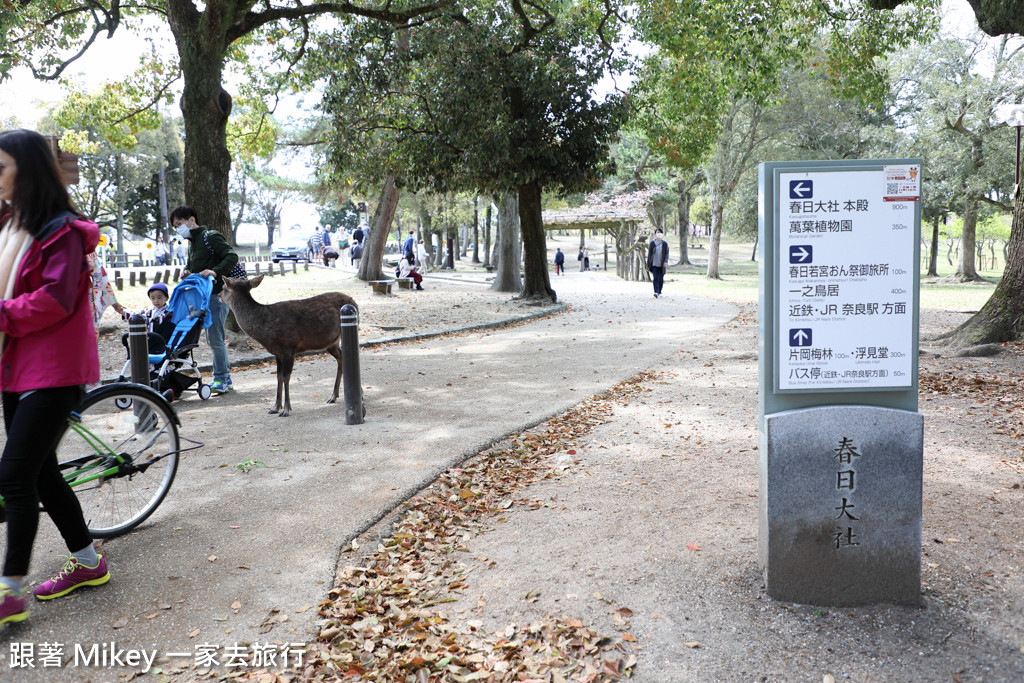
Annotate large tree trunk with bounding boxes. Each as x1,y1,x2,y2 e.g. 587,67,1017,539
707,193,724,280
956,196,980,281
942,189,1024,346
676,177,692,266
170,13,233,241
358,176,399,281
491,193,522,293
518,181,555,302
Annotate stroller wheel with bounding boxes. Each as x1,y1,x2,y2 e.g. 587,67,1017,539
198,384,212,401
114,396,133,410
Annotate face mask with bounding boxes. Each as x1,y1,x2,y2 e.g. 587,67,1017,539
175,224,192,239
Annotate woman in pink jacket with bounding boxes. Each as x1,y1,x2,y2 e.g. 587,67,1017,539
0,129,110,626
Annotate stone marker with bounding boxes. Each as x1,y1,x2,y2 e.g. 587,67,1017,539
762,405,922,605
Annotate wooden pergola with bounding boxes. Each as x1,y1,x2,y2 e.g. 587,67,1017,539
542,210,646,232
542,209,652,281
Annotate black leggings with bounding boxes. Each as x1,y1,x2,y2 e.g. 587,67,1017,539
0,386,92,576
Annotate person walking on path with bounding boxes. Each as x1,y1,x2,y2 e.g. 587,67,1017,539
171,205,238,394
582,247,590,272
646,229,669,298
554,248,565,275
0,129,111,626
175,239,187,265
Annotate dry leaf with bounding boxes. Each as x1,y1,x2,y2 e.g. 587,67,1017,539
686,542,702,552
111,617,128,629
231,600,242,610
684,641,701,648
188,628,200,638
208,555,217,562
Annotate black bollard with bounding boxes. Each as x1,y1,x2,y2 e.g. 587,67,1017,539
128,313,158,426
128,314,150,386
340,304,364,425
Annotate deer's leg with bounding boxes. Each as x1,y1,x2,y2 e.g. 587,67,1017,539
270,357,284,414
326,344,343,404
279,354,295,417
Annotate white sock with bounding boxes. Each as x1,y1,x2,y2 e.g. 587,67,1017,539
71,544,100,568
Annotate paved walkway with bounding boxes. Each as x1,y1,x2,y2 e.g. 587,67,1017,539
1,273,737,680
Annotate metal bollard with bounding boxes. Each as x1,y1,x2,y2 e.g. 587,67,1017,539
340,304,364,425
128,314,150,386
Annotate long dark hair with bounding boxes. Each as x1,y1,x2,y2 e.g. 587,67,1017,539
0,129,78,238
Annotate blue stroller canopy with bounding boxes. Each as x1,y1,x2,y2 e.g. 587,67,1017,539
168,274,214,330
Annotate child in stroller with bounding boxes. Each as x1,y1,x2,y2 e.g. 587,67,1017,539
120,283,175,355
119,275,215,401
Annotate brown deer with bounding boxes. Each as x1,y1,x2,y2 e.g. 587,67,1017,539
220,275,358,416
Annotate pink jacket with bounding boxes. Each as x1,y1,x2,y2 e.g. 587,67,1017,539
0,212,100,392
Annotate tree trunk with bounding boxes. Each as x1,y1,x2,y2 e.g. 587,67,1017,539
483,203,492,267
418,206,435,270
707,193,724,280
171,20,233,241
676,177,692,266
358,176,399,281
927,214,939,276
956,196,980,281
490,193,522,293
518,181,555,302
942,188,1024,346
472,197,481,263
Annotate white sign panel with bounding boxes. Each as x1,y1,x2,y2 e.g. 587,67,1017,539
777,167,918,391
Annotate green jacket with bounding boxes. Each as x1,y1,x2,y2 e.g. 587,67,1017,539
185,226,238,295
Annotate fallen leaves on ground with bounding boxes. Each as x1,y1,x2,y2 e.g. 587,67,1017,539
236,371,667,682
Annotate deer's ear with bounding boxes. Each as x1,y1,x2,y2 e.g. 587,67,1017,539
250,274,265,288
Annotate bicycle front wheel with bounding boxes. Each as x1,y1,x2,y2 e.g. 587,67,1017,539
55,384,180,538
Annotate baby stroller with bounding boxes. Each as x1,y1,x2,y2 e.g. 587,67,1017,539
119,274,215,401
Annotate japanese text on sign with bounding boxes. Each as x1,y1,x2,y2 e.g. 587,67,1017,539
777,167,917,391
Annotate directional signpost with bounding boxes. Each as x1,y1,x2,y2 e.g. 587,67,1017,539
758,159,923,606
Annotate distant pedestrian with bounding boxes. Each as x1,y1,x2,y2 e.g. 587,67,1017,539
153,239,168,266
175,239,187,265
352,226,364,245
310,226,324,265
402,231,415,260
646,229,669,298
554,248,565,275
416,239,429,271
578,247,585,272
350,241,363,267
582,248,590,272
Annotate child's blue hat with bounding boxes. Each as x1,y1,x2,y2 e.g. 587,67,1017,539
148,282,169,297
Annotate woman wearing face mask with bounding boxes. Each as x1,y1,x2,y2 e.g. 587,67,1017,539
0,129,110,626
646,229,670,298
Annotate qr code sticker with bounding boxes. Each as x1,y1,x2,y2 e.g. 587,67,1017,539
886,182,900,194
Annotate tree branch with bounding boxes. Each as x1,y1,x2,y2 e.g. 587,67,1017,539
228,0,454,44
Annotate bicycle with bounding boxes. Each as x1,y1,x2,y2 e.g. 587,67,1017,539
0,382,202,538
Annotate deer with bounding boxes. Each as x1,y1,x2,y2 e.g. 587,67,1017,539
220,274,358,417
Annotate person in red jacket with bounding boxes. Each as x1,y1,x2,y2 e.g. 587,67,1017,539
0,129,110,626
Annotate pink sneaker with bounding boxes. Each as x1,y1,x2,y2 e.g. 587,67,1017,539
34,555,110,601
0,586,28,625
